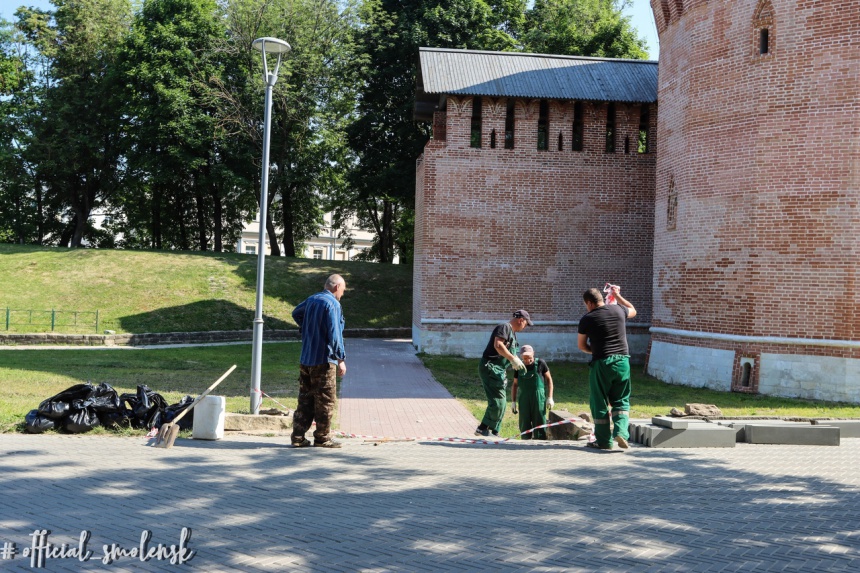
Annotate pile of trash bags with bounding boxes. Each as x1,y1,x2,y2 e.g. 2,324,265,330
25,382,195,434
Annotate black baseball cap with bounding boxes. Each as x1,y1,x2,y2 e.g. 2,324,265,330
513,310,533,326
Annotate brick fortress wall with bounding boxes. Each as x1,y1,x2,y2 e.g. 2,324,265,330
414,95,657,360
648,0,860,401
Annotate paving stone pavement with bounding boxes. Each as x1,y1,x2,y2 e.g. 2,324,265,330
1,433,858,572
338,339,478,438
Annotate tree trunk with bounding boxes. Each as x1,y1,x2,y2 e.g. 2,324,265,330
152,184,163,250
212,183,223,252
35,176,44,245
282,185,295,257
194,182,208,251
69,187,90,248
178,196,189,251
60,215,76,247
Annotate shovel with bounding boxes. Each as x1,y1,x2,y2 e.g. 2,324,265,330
153,364,237,449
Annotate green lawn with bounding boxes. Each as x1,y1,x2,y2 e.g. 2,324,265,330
0,244,411,333
419,355,860,439
3,345,859,436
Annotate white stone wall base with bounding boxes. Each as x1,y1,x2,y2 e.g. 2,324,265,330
412,324,649,363
759,353,860,403
647,341,734,391
648,340,860,403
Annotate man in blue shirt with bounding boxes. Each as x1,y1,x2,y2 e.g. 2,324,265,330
290,274,347,448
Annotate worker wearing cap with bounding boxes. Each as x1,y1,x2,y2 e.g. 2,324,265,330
511,345,555,440
475,310,532,437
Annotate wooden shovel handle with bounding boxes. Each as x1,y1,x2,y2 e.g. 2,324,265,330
170,364,237,425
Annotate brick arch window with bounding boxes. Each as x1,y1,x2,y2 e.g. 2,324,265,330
571,101,584,151
667,176,677,231
605,102,616,153
537,99,549,150
504,98,515,149
753,0,775,58
659,0,671,27
470,96,482,148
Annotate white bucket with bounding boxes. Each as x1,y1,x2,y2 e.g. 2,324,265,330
192,395,226,440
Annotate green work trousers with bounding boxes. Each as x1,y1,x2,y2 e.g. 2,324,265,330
479,360,508,433
516,366,546,440
588,354,631,448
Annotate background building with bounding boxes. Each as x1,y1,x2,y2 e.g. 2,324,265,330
238,212,391,262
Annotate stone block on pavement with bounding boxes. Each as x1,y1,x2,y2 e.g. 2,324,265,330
744,424,840,445
637,423,736,448
811,420,860,438
714,420,815,443
651,416,710,430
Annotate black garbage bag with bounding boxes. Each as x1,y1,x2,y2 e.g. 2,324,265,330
65,407,101,433
77,382,122,412
37,383,95,420
70,382,130,428
120,385,169,430
163,395,195,430
24,409,56,434
97,408,132,429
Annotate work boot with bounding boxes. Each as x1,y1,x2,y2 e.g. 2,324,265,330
586,441,614,451
614,435,629,449
474,427,490,437
291,437,311,448
313,439,342,448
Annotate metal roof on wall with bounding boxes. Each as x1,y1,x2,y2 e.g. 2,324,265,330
415,47,658,121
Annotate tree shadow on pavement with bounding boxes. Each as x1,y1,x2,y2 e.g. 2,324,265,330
1,436,859,572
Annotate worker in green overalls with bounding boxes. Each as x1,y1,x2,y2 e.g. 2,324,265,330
475,310,532,437
511,345,555,439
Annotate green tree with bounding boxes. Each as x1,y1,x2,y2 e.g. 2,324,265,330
116,0,237,251
520,0,648,58
213,0,359,257
346,0,524,263
24,0,133,247
0,9,62,246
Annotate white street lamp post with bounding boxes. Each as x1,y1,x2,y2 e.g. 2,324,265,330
250,37,291,415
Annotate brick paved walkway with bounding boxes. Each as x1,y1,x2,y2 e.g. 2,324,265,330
338,338,478,438
0,434,858,572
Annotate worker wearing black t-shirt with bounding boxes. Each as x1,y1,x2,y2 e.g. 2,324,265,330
475,310,532,437
577,286,637,450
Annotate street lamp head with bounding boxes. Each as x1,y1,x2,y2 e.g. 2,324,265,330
252,37,291,54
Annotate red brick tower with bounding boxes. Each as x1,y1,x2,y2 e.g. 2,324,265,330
648,0,859,400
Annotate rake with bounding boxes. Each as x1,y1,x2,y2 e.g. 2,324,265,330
153,364,237,449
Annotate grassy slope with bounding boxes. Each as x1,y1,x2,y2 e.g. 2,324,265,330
0,244,411,333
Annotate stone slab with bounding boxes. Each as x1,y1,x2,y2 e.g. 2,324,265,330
811,420,860,438
745,424,840,446
651,416,710,429
637,423,736,448
224,412,292,432
714,420,815,443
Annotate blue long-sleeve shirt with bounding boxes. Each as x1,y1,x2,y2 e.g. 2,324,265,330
292,290,346,367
